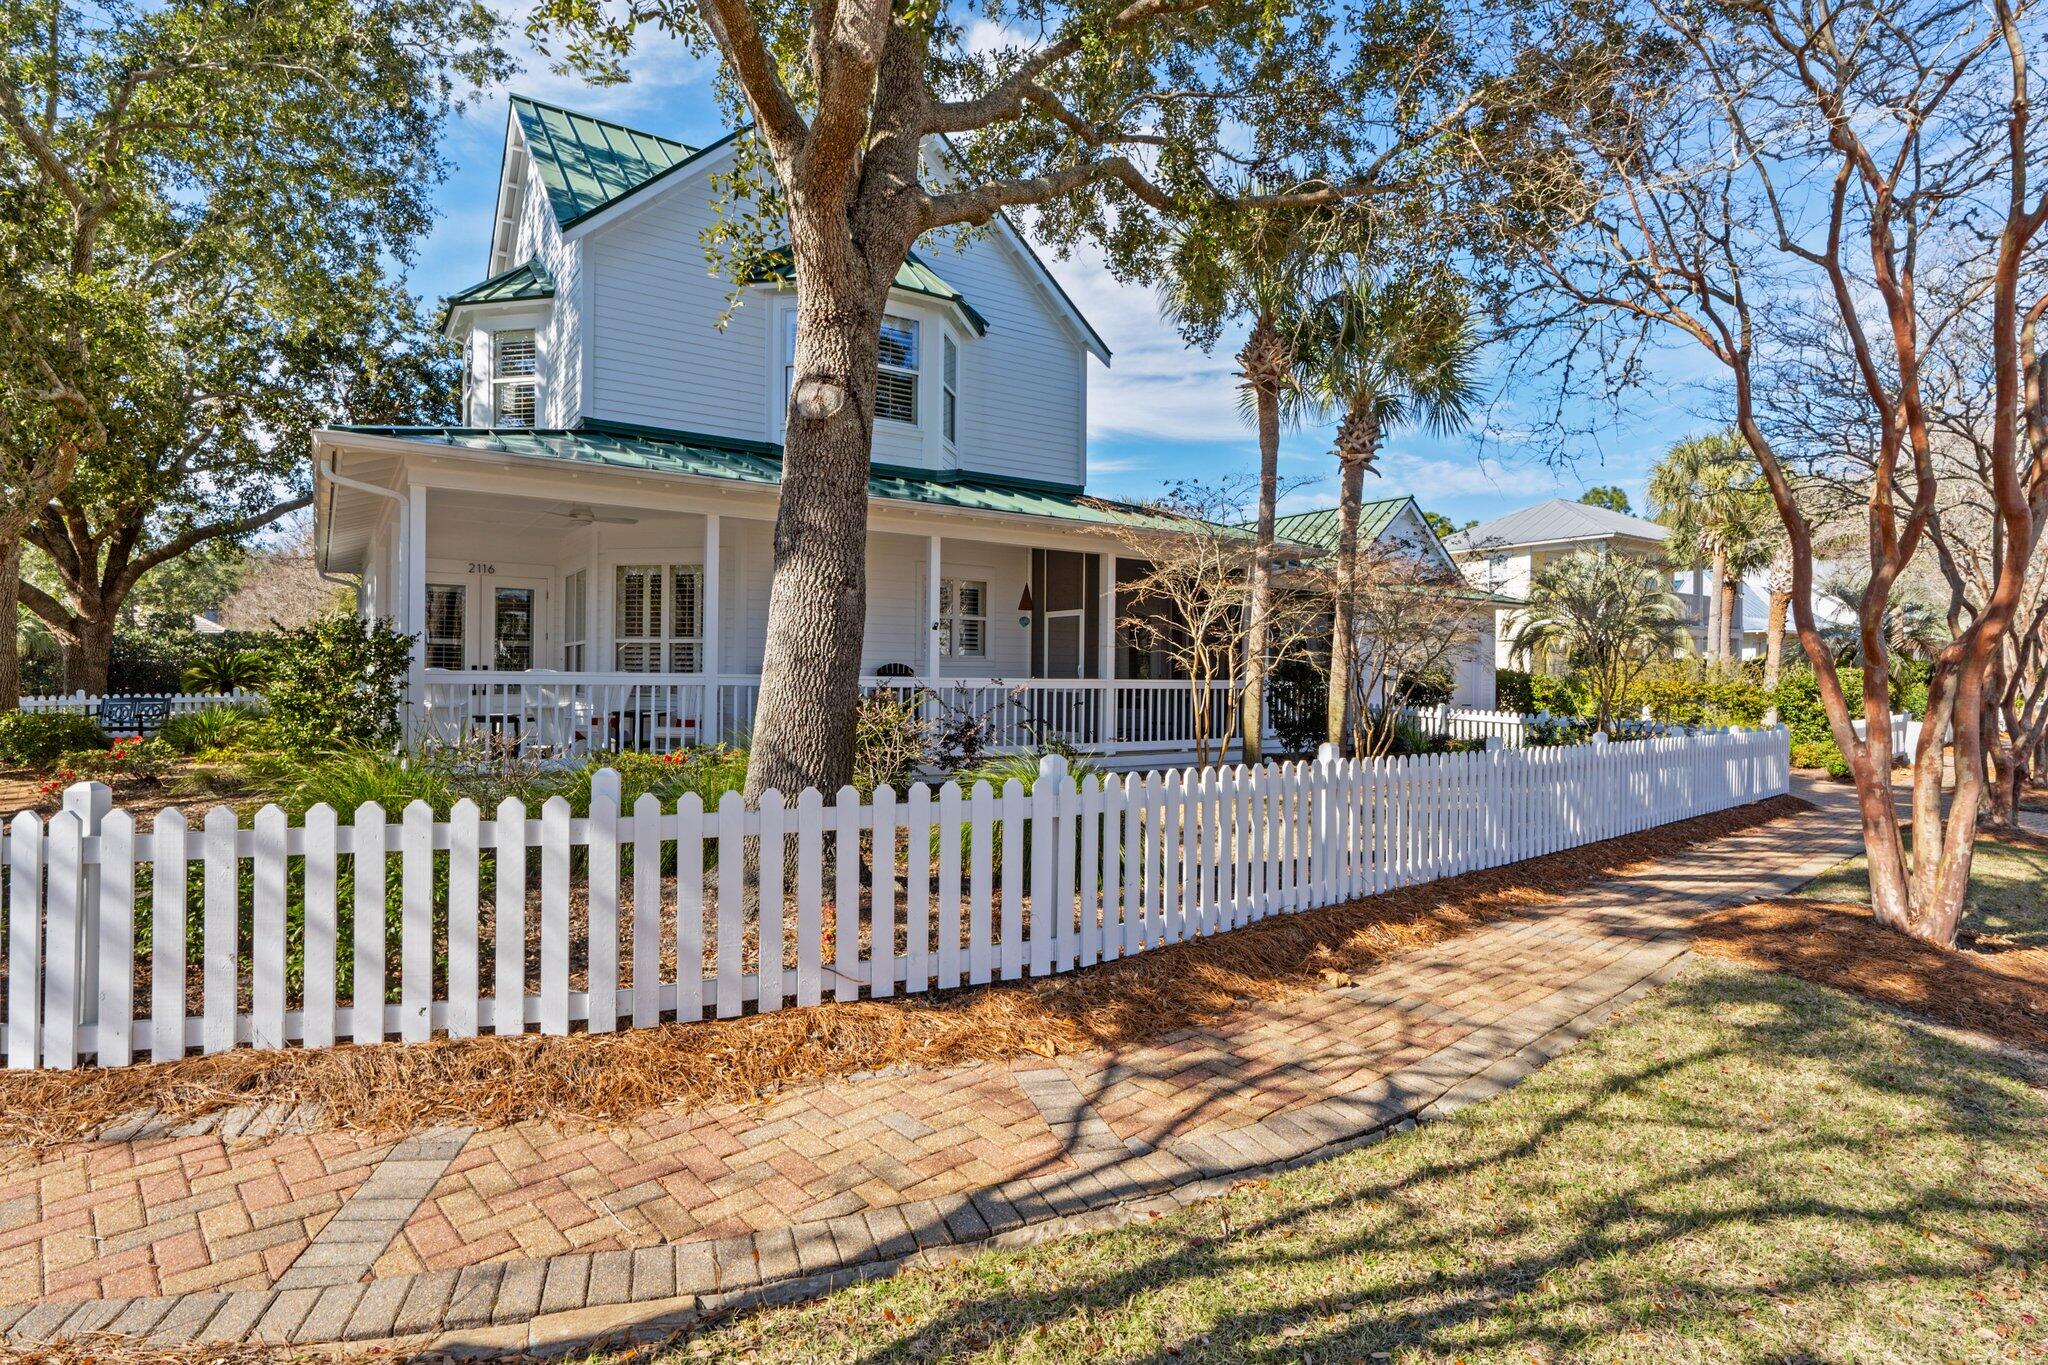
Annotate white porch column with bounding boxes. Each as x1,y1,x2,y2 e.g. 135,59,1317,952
926,535,943,680
702,512,721,741
1097,551,1117,748
404,484,426,743
405,485,427,661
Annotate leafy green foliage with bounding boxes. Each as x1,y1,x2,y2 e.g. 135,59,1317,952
57,735,174,782
1509,551,1688,728
1626,659,1770,727
1774,665,1862,747
1579,485,1633,514
0,710,106,768
0,0,500,693
182,650,270,694
1529,671,1593,718
1791,738,1852,779
1268,656,1328,755
159,703,268,756
1496,668,1537,715
261,614,413,753
852,691,934,797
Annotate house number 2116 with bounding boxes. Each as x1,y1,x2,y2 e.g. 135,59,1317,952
468,563,497,575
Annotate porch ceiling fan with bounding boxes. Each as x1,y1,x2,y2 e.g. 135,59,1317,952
551,504,639,526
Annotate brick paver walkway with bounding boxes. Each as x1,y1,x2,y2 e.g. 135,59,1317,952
0,781,1863,1354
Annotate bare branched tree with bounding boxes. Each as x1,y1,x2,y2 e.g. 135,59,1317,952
1505,0,2048,947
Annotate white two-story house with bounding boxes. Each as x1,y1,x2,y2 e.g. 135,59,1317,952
313,96,1495,759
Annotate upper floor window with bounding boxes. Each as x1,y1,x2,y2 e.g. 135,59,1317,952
876,315,919,425
493,329,537,428
942,333,959,445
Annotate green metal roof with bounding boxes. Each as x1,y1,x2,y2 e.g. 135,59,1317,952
511,96,707,227
443,258,555,310
1269,498,1414,550
750,247,990,336
328,421,1202,533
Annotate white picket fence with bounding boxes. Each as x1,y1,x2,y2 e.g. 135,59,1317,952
20,691,257,736
0,727,1789,1071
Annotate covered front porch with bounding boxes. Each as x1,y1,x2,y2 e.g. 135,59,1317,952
317,427,1247,762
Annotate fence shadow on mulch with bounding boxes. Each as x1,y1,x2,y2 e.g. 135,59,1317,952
0,796,1814,1148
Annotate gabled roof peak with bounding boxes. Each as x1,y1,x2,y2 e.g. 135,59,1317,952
509,94,702,228
1445,497,1669,553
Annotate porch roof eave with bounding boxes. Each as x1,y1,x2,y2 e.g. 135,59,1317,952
310,425,1197,556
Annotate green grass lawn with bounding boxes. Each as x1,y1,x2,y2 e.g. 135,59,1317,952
1796,833,2048,948
642,961,2048,1363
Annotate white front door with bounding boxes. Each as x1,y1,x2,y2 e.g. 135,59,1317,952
426,560,550,670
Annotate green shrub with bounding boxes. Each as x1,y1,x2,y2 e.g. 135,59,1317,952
160,703,268,755
1774,664,1863,746
1627,659,1771,727
182,649,270,693
1791,738,1852,779
262,613,413,753
1394,667,1455,708
1267,656,1327,755
1528,672,1593,718
282,746,459,817
0,710,108,768
59,735,175,783
1495,669,1537,716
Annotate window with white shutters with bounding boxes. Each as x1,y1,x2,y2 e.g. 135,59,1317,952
942,333,959,445
876,315,919,425
425,584,466,670
614,564,703,672
939,578,986,659
493,329,537,428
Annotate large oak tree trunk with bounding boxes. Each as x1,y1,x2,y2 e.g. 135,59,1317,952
1325,459,1366,748
0,539,19,711
744,267,888,800
66,612,116,697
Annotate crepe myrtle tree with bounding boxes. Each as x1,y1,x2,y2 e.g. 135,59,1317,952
1505,0,2048,947
534,0,1621,800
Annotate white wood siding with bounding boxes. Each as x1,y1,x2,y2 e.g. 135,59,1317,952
581,174,1091,486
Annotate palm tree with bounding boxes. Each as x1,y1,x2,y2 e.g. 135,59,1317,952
1647,431,1770,661
1161,206,1345,762
1293,271,1479,749
1510,550,1688,731
1820,581,1949,665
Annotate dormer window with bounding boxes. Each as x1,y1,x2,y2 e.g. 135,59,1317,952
493,330,537,428
876,315,919,425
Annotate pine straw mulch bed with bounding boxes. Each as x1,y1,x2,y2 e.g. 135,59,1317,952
0,795,1813,1149
1694,831,2048,1056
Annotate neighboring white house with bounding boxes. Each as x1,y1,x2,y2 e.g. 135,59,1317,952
312,97,1489,761
1445,498,1737,667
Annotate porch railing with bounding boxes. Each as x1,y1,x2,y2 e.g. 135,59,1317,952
418,671,1258,759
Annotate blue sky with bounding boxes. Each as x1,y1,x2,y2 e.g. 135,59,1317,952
409,27,1721,530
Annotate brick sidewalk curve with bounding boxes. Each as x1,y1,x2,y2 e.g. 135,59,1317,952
0,781,1864,1355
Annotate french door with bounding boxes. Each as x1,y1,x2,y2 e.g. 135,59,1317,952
425,560,550,670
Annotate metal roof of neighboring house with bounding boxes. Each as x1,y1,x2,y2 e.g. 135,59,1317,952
1268,498,1416,550
1443,498,1670,554
750,247,989,336
511,96,708,227
439,258,556,322
321,421,1207,533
